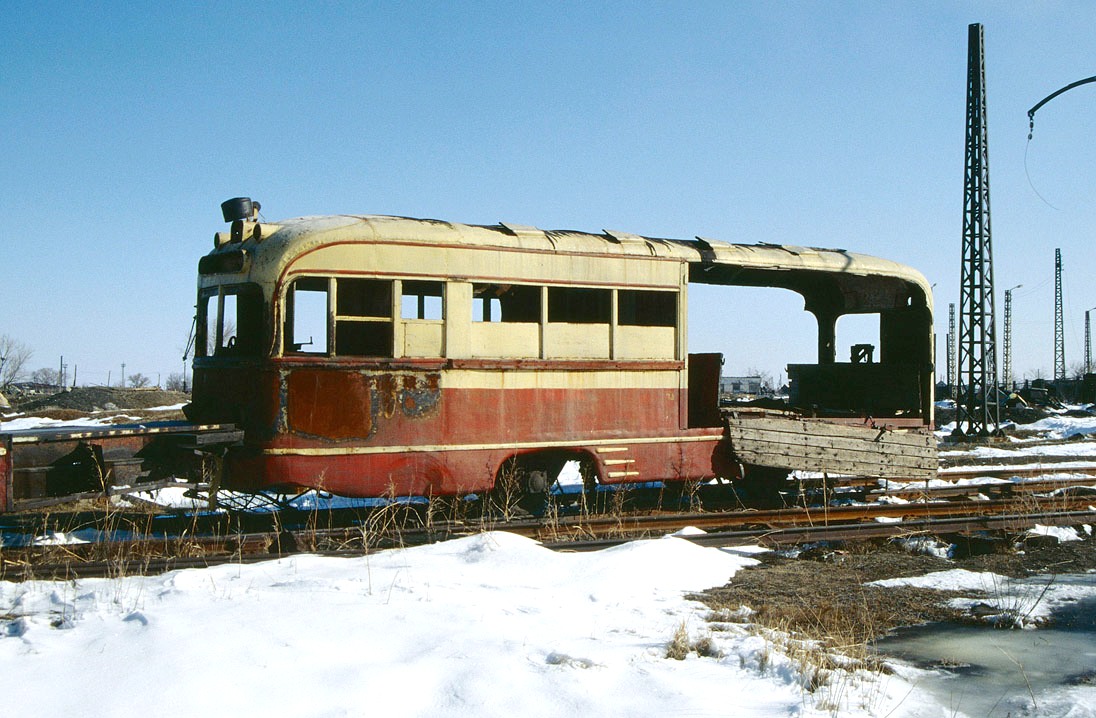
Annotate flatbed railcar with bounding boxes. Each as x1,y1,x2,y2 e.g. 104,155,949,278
0,199,936,512
0,422,242,513
184,199,935,501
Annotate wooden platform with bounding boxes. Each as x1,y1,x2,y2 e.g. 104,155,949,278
723,414,936,481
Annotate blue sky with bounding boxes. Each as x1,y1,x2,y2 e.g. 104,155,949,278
3,1,1094,387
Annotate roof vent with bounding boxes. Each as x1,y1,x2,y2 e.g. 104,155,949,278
221,197,259,223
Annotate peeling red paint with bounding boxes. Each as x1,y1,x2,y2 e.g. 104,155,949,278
287,369,375,440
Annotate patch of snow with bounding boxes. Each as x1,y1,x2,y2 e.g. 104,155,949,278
870,568,1096,626
143,402,187,412
895,536,954,559
32,531,90,546
1028,524,1083,542
0,532,963,717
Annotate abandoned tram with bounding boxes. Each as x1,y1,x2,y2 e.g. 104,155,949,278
0,199,936,511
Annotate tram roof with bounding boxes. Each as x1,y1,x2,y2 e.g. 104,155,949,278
216,213,933,306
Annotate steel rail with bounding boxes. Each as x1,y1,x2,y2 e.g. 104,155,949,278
6,493,1096,582
8,506,1096,581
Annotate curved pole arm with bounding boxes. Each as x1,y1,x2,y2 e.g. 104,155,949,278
1028,75,1096,135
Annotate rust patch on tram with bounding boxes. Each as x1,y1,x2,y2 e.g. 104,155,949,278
285,369,441,440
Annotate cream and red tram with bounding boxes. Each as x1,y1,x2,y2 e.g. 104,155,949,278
185,200,935,499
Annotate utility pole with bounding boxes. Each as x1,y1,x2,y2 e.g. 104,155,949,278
1002,285,1021,391
955,23,1000,438
947,303,957,398
1054,249,1065,381
121,363,126,389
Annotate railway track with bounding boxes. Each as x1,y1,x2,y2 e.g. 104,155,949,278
4,489,1095,582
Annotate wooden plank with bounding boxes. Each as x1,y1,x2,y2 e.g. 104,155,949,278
730,450,930,474
723,415,936,479
725,425,935,464
725,428,934,460
726,425,934,462
726,415,934,446
728,443,934,477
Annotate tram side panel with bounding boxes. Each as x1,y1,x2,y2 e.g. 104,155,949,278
200,361,726,496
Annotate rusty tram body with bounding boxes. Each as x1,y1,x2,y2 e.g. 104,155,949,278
181,200,936,501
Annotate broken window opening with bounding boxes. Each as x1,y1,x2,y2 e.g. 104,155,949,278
618,289,677,327
198,284,264,358
401,280,444,320
199,291,217,358
835,313,880,364
337,277,392,319
472,284,541,323
284,277,329,354
336,278,393,357
548,287,611,324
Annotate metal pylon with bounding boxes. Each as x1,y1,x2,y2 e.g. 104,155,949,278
955,23,1000,438
1086,309,1092,375
1054,248,1065,380
947,303,957,398
1002,289,1014,390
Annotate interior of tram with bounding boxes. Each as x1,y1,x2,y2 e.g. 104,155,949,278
684,269,932,428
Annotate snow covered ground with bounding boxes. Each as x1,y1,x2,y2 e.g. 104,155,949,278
5,531,1095,718
0,403,187,432
1,532,963,718
2,406,1096,716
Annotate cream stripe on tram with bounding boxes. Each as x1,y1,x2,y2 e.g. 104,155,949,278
261,433,721,457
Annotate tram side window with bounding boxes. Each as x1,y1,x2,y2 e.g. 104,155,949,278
401,280,444,320
284,278,329,354
548,287,611,324
335,278,392,356
618,289,676,327
472,284,540,322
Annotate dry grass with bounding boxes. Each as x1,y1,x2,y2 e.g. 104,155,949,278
665,619,721,660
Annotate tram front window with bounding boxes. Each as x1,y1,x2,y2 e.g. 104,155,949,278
198,284,264,357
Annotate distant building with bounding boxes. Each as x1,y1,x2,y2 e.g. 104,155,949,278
8,382,60,397
720,376,763,397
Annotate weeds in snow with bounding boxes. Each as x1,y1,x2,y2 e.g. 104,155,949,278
665,619,721,660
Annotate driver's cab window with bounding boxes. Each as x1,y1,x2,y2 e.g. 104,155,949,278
198,284,264,357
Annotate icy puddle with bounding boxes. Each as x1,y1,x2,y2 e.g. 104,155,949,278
876,577,1096,717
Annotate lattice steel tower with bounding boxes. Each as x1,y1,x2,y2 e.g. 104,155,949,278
947,303,957,398
1002,288,1015,390
1054,248,1065,381
1086,308,1093,375
955,23,1000,438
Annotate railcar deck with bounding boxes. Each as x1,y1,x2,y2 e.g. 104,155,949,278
0,421,242,511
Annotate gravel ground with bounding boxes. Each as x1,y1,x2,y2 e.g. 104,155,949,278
693,533,1096,645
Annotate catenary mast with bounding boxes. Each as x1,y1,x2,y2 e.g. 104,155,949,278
954,23,1000,438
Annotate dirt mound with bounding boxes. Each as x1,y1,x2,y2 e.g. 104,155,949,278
12,387,190,415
